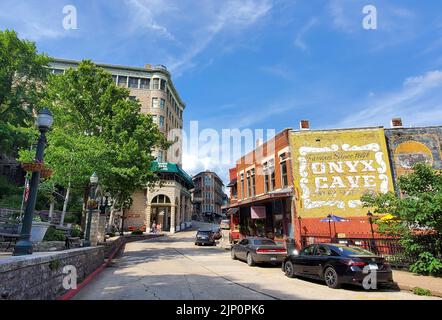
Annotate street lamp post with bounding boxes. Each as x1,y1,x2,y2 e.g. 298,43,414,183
297,216,303,249
367,210,375,239
367,210,377,253
83,172,98,247
13,108,53,256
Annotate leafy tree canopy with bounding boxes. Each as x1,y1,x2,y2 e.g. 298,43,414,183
361,163,442,275
0,29,49,155
33,60,170,208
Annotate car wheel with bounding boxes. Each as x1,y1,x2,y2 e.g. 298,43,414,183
324,266,341,289
284,261,296,278
231,249,236,260
246,253,255,266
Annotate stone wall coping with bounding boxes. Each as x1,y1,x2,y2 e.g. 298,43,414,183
0,246,101,273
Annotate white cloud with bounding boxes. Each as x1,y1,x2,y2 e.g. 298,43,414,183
294,17,319,51
125,0,273,75
333,70,442,128
0,1,68,41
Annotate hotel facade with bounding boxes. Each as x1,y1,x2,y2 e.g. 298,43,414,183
49,58,193,233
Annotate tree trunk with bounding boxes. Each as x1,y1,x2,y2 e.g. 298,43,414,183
60,182,71,226
49,201,54,222
81,184,90,231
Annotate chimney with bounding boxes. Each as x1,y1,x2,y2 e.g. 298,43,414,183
391,118,403,128
256,138,263,148
300,120,310,130
145,64,152,70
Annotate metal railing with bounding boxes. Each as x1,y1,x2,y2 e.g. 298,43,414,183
300,235,414,267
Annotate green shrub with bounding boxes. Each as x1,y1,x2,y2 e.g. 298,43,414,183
131,230,143,235
43,227,66,241
412,287,432,296
64,213,80,224
409,252,442,276
69,224,83,238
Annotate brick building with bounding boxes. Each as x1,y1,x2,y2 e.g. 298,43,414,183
191,171,227,220
226,128,295,244
49,58,193,233
384,119,442,191
226,120,442,249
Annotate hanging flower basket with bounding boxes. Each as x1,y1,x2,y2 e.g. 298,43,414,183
87,199,99,209
40,167,54,178
21,161,45,172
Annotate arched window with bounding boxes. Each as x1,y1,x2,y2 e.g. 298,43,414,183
151,195,171,204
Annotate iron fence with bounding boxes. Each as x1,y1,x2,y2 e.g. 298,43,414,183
300,235,416,267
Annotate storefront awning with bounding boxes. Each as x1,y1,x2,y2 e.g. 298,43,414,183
229,187,293,208
150,161,194,188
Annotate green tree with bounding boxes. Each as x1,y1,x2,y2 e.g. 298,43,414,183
36,60,169,215
0,29,49,156
361,163,442,275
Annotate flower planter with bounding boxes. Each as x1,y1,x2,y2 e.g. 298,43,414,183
40,167,54,178
18,222,51,242
21,162,45,172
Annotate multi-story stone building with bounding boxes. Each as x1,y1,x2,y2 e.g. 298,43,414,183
49,58,192,233
192,171,226,220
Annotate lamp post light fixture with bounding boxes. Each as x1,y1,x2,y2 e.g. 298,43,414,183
84,172,98,247
13,108,53,256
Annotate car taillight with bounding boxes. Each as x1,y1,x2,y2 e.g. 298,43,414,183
343,259,367,267
256,248,287,254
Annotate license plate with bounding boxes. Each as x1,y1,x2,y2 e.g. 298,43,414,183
270,257,277,261
369,263,378,270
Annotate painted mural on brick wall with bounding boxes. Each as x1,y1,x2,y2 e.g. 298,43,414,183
289,128,394,218
385,127,442,180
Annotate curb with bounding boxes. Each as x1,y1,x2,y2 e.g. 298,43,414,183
57,240,125,300
397,283,442,298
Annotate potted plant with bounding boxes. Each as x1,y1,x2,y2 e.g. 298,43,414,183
18,215,51,242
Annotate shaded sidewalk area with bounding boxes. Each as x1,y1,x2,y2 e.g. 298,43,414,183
393,270,442,297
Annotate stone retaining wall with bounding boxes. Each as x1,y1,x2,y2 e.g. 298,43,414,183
0,236,125,300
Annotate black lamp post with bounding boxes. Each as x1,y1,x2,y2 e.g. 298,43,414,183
13,108,53,256
367,210,375,239
367,210,378,253
83,172,98,247
298,216,302,248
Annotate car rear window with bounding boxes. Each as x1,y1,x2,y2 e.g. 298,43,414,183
333,246,375,256
198,231,211,235
253,239,276,246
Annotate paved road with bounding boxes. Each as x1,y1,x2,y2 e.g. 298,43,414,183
74,229,439,300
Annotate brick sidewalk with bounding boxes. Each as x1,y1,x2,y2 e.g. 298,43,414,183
393,270,442,297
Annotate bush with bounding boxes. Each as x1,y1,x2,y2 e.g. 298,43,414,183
413,287,432,296
64,213,80,224
409,252,442,276
131,230,143,235
70,224,83,238
43,227,66,241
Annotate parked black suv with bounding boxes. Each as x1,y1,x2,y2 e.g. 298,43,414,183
195,229,216,246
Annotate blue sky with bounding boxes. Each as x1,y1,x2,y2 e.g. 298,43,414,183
2,0,442,183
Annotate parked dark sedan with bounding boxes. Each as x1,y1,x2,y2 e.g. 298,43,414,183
195,229,216,246
231,237,287,266
282,243,394,289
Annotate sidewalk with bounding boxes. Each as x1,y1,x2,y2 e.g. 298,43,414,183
393,270,442,297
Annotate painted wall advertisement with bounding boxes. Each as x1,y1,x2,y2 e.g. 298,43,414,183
289,128,394,218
